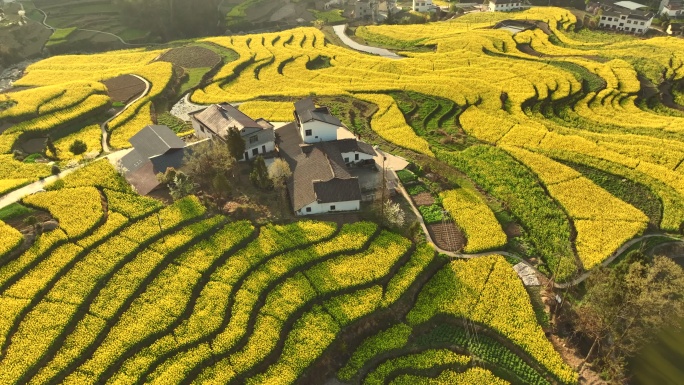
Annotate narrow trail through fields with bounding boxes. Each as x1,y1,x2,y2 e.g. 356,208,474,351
33,7,155,46
100,74,151,153
394,169,683,288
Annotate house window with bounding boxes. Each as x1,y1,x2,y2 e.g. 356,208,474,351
262,145,266,153
305,129,312,136
306,207,312,212
355,153,359,161
330,205,336,211
640,21,644,25
344,157,349,163
252,148,259,156
601,16,606,20
249,135,258,144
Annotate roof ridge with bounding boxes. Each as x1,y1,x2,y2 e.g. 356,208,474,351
323,150,337,178
150,125,172,150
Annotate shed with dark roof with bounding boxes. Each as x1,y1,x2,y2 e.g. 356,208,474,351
120,125,192,195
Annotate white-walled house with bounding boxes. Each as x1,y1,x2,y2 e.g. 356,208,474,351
189,103,275,161
488,0,523,12
589,1,654,34
661,1,683,17
294,98,342,143
412,0,434,12
279,98,378,216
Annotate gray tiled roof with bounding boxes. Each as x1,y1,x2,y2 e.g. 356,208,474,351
314,178,362,203
122,126,192,195
128,125,185,159
191,103,263,138
294,97,343,127
335,138,376,156
122,147,191,195
278,122,361,211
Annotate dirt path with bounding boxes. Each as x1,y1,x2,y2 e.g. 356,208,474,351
100,74,151,153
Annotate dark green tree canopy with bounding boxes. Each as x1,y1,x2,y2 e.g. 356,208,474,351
249,155,272,190
226,126,246,161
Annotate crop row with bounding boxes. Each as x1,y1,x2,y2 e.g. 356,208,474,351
406,255,577,384
436,146,577,280
0,195,207,384
505,146,648,270
93,220,342,384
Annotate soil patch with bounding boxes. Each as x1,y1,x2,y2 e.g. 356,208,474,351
103,74,146,104
158,46,221,69
4,209,54,233
504,222,523,238
427,222,465,252
21,137,47,153
411,192,435,206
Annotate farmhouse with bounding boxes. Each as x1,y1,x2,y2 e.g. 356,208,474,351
280,98,379,216
588,1,654,34
189,103,275,161
354,0,378,19
120,125,191,195
661,0,684,17
412,0,435,12
487,0,524,12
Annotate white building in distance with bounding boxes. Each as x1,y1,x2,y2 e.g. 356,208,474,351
488,0,524,12
412,0,434,12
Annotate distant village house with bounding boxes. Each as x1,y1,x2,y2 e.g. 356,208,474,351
487,0,524,12
587,1,654,34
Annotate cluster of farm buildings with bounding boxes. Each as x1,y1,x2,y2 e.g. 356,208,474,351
121,99,396,216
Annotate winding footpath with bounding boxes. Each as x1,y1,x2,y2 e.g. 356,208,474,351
0,75,150,209
394,169,683,288
33,7,155,46
332,24,404,59
100,74,151,153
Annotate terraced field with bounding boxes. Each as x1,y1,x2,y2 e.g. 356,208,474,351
1,7,684,381
0,160,575,384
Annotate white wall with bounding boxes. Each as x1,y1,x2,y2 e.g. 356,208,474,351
341,151,374,164
300,121,339,143
662,7,683,17
598,13,652,34
297,200,360,215
488,1,523,12
412,0,433,12
243,141,275,161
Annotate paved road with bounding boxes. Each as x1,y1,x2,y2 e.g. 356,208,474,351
332,25,404,60
0,152,130,210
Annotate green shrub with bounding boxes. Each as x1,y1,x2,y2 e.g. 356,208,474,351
69,139,88,155
407,184,427,196
418,204,444,224
396,170,417,184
